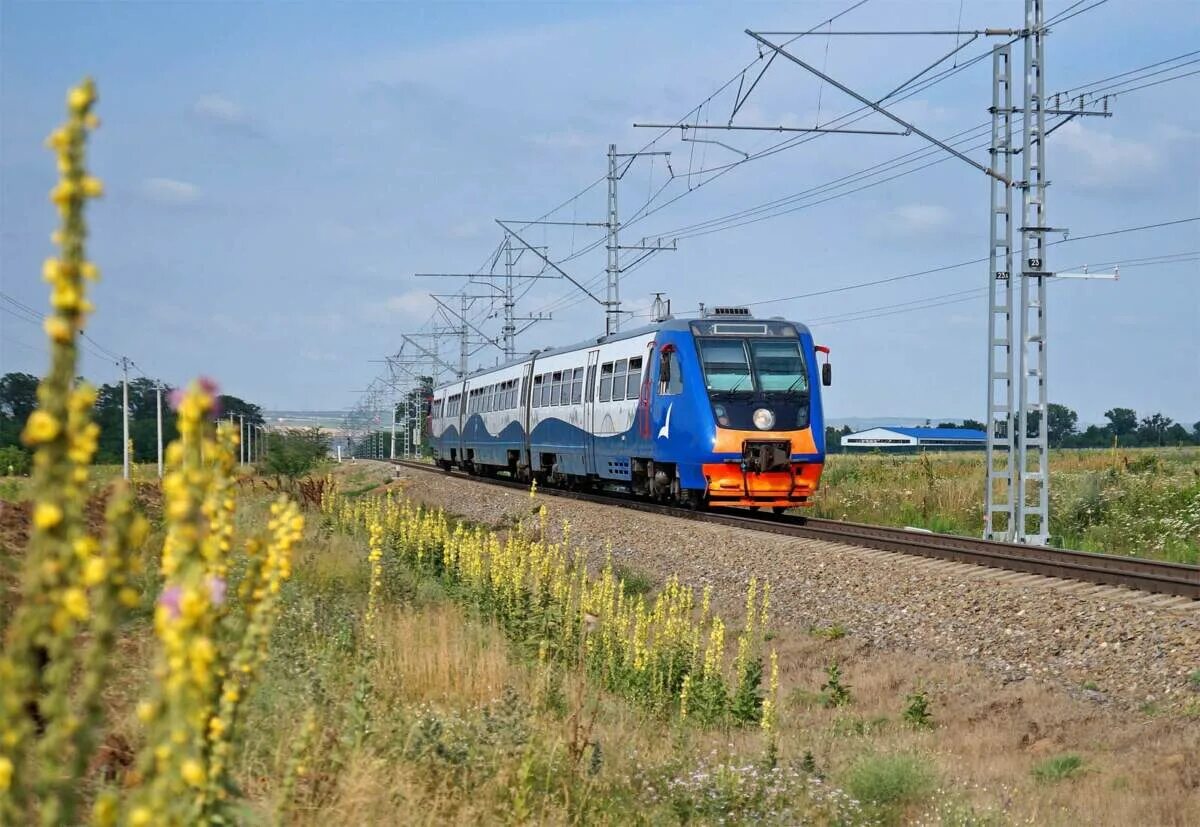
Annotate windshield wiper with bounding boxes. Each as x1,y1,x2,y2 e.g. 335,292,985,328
726,373,751,393
784,376,808,394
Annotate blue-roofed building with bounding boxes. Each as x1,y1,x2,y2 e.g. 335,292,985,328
841,426,987,450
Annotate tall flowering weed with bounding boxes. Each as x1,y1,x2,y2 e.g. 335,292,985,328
0,80,304,825
0,78,147,827
323,479,777,727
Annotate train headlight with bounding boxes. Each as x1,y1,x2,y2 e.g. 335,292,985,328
753,408,775,430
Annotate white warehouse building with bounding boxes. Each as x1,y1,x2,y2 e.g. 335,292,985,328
840,426,987,450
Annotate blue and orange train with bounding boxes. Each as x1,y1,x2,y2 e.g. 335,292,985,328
429,307,831,510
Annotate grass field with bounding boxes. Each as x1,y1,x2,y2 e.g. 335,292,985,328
4,462,1199,824
811,447,1200,563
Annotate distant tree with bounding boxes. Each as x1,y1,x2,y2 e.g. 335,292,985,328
0,372,39,422
1025,409,1042,438
960,419,987,432
1164,423,1190,445
1137,413,1173,447
1104,408,1138,441
1076,424,1110,448
1193,421,1200,442
824,425,852,454
0,372,40,449
936,422,959,430
217,394,265,427
1047,403,1078,447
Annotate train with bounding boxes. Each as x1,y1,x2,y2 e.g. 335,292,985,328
429,306,831,511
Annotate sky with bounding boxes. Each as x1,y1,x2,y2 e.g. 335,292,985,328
1,0,1197,425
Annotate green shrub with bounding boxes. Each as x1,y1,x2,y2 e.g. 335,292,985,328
903,689,933,729
845,753,935,821
612,563,654,597
820,662,852,708
0,444,30,475
264,427,328,480
1031,753,1085,783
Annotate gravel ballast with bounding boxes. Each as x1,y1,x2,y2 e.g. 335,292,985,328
379,463,1199,710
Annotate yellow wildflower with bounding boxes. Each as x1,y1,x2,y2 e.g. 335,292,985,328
63,587,88,620
0,755,11,791
129,806,152,826
42,257,63,281
33,501,64,529
80,261,100,281
22,410,61,444
81,176,104,198
181,758,205,787
44,316,72,342
67,83,95,113
83,556,107,586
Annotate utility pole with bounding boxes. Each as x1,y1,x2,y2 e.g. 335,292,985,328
1015,0,1049,544
984,43,1015,541
239,414,245,467
389,396,397,460
728,21,1109,545
606,144,620,335
604,145,675,334
156,383,164,478
120,356,131,480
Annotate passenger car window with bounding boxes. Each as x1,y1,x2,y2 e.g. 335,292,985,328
599,362,613,402
611,359,628,402
626,356,643,400
532,375,543,408
571,367,584,404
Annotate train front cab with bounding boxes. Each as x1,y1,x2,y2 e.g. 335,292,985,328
650,319,829,510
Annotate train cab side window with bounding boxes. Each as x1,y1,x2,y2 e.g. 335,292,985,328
599,362,613,402
586,364,596,402
659,348,683,395
571,367,584,404
626,356,643,400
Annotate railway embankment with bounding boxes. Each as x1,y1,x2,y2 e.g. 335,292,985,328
377,461,1199,711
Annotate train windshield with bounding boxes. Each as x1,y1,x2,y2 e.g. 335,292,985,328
698,337,808,396
750,340,808,393
698,339,755,392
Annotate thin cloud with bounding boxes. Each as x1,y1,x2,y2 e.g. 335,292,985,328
140,177,201,207
192,93,262,137
888,203,953,234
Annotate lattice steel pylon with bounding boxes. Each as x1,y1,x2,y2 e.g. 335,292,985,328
1016,0,1050,544
984,43,1015,541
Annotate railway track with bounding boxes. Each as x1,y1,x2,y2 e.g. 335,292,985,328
386,459,1200,600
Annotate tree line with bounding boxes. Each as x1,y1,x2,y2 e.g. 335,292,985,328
0,371,264,472
825,404,1200,453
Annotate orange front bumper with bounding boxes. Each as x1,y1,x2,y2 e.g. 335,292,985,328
701,461,824,507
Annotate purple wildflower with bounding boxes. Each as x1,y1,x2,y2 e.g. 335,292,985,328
158,585,182,620
167,388,185,411
207,575,227,606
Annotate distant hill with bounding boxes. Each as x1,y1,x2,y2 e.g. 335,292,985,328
826,416,969,430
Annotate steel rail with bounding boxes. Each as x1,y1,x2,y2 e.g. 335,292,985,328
385,459,1199,600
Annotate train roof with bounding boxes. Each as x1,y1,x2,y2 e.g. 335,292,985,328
439,313,812,389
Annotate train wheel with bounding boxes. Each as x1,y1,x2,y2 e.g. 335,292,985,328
772,506,789,515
